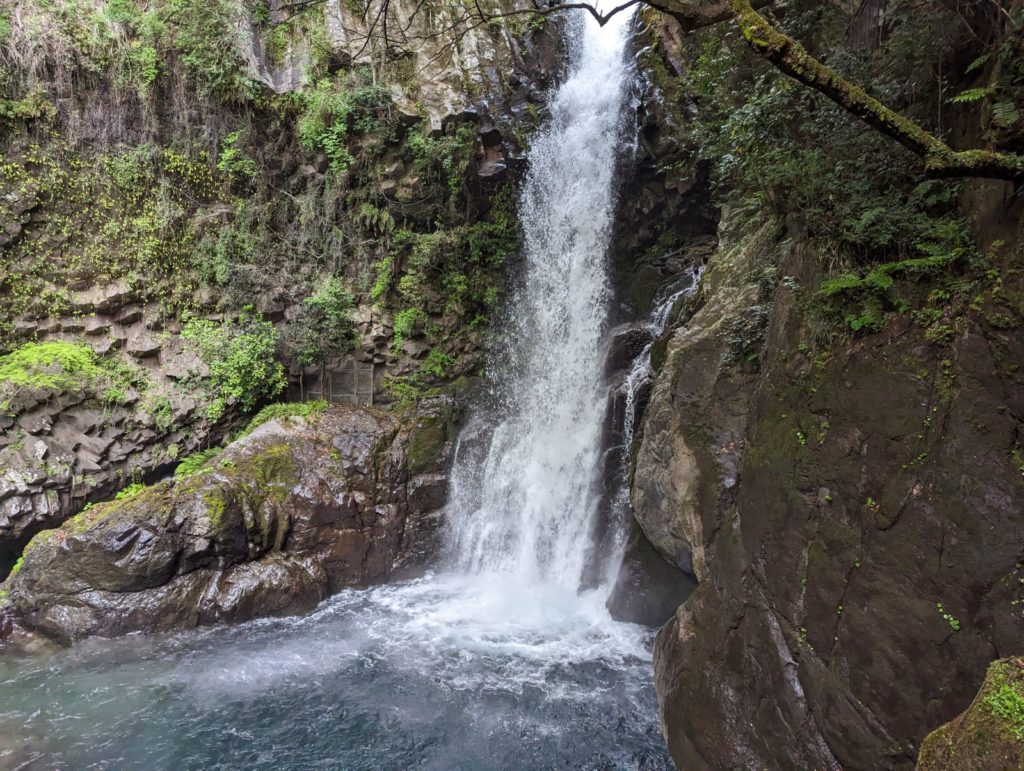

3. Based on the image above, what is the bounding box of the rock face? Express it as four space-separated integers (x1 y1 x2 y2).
640 212 1024 768
1 400 457 643
0 343 218 576
917 657 1024 770
0 0 561 563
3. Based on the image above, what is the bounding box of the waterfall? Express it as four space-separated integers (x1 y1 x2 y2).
446 9 635 589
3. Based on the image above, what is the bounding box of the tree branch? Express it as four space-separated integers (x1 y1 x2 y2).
730 0 1024 180
643 0 769 32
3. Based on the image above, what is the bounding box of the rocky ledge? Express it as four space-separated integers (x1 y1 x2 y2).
0 399 458 644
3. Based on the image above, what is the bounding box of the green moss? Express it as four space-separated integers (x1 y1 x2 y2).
985 662 1024 740
405 417 446 473
0 342 104 392
7 556 24 580
919 658 1024 769
202 488 229 529
219 442 297 551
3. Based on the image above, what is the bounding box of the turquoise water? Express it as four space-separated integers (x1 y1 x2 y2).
0 575 671 770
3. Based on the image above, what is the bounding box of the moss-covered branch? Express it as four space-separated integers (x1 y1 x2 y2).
644 0 768 31
729 0 1024 181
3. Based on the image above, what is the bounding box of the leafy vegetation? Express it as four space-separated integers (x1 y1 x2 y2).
986 669 1024 740
676 1 994 339
216 131 257 182
0 342 144 406
114 481 148 501
298 75 391 172
281 278 356 385
174 448 223 478
166 0 255 100
182 310 286 419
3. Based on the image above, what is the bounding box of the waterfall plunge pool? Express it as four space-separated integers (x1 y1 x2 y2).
0 574 672 769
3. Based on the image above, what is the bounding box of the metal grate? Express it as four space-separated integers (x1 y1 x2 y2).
298 361 375 405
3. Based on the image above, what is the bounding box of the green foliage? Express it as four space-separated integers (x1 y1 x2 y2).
357 202 395 237
371 253 396 301
298 75 391 172
816 231 971 333
114 481 147 501
0 342 103 392
162 0 254 100
404 122 478 196
281 277 356 370
174 448 223 478
936 602 961 632
682 6 977 263
421 348 454 378
949 86 996 104
237 399 327 438
986 674 1024 740
0 342 143 405
216 131 257 181
0 88 58 126
182 310 286 419
393 307 425 352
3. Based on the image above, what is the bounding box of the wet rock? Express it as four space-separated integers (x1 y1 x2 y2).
1 400 459 643
605 322 655 373
606 521 696 627
645 210 1024 769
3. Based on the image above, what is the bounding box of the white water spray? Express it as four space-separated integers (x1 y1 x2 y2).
447 9 635 590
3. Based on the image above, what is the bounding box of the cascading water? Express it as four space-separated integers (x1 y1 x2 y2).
448 7 633 588
622 267 702 452
0 10 673 770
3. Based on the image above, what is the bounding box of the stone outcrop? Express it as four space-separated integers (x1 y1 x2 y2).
640 211 1024 768
0 336 217 577
0 399 457 643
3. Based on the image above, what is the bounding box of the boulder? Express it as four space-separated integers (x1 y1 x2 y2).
0 400 458 643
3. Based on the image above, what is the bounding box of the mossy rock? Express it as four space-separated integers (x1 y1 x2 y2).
917 658 1024 770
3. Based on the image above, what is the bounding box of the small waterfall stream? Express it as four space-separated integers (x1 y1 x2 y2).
0 10 676 769
622 267 702 452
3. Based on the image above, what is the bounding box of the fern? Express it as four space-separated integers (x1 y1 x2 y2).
965 53 991 75
993 100 1021 128
947 86 996 104
174 448 223 478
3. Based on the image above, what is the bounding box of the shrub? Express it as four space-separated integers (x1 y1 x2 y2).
298 75 390 172
216 130 257 181
182 310 286 419
167 0 255 101
282 277 356 373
